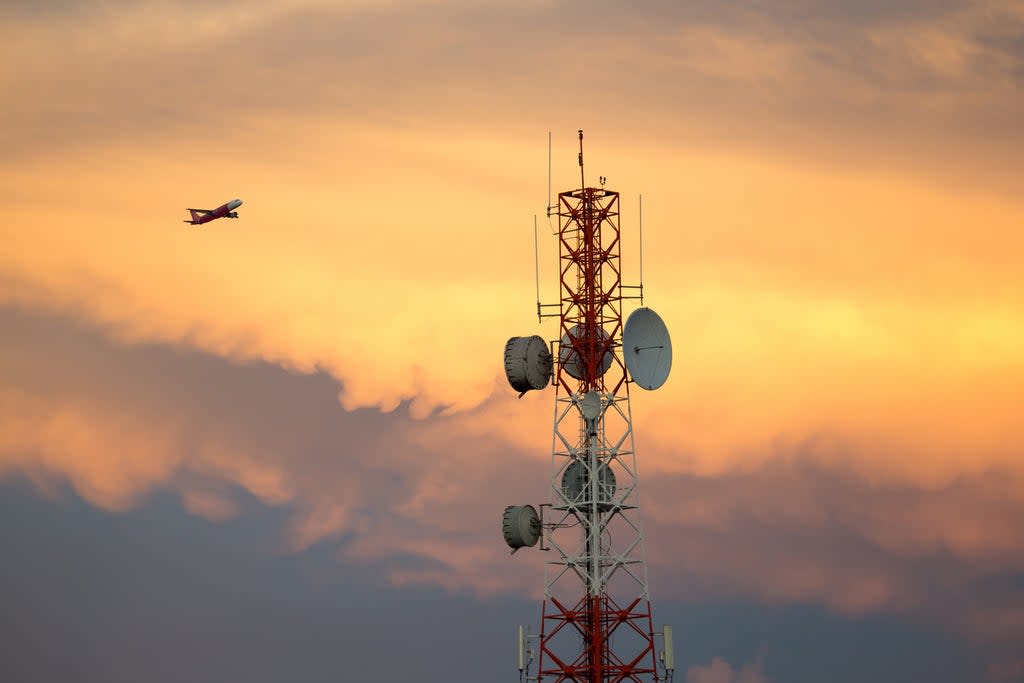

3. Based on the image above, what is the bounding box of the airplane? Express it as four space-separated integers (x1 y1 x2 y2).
184 198 243 225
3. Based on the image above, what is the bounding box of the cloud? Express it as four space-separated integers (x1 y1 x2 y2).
640 455 1024 632
3 136 1023 428
2 1 1023 431
3 309 1024 651
0 309 548 595
986 658 1024 683
688 656 768 683
0 387 296 514
1 0 1021 184
180 485 239 520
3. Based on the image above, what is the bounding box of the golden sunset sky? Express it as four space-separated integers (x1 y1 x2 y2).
2 1 1023 681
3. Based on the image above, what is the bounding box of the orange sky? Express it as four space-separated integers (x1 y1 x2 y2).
2 1 1023 676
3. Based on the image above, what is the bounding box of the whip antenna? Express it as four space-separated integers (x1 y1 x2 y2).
639 194 645 305
547 132 554 218
534 215 542 322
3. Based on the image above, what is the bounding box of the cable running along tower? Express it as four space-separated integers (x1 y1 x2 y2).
502 131 674 683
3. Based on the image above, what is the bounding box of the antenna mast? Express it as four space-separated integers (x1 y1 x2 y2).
501 131 674 683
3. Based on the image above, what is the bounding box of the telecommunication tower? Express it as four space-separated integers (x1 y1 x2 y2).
501 131 675 682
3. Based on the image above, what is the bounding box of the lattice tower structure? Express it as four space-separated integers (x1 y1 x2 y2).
538 183 659 682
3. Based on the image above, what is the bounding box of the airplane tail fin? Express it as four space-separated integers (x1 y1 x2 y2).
188 209 203 223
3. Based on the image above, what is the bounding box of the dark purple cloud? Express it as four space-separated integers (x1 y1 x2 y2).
0 478 990 683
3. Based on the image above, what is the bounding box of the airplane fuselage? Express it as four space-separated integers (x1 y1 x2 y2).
185 198 243 225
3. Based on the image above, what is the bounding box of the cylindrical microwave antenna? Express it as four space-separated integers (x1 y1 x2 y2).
504 335 552 393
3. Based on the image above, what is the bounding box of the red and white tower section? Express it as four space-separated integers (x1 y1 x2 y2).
501 131 675 683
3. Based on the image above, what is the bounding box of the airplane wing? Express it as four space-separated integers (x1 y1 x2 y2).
186 208 214 213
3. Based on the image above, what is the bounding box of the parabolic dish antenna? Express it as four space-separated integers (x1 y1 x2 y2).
561 460 616 508
578 391 601 420
622 307 672 390
559 325 613 380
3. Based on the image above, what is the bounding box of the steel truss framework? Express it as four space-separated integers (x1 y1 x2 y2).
535 186 660 682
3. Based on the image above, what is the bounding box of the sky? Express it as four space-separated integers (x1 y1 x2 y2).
1 0 1023 681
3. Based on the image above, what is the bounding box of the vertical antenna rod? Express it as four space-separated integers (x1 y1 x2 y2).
639 194 645 305
578 129 585 190
534 215 542 322
547 131 553 217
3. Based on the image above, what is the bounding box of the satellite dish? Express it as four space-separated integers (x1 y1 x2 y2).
622 307 672 390
559 325 613 380
578 391 601 420
561 461 616 509
502 505 541 550
504 336 552 393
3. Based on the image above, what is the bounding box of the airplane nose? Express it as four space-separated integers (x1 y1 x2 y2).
230 199 243 209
